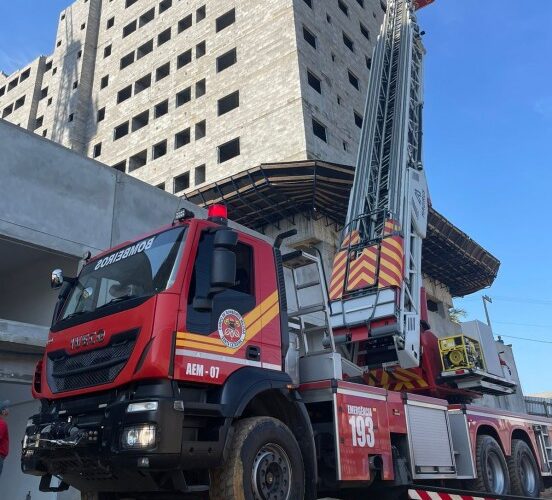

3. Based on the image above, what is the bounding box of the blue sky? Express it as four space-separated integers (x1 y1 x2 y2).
418 0 552 395
0 1 551 394
0 1 74 75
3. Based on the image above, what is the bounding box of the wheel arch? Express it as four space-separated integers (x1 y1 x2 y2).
511 428 540 465
218 366 293 417
476 424 506 454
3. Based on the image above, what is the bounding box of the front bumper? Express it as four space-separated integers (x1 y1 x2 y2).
21 380 228 493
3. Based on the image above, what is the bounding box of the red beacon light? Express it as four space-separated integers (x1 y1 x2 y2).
207 204 228 224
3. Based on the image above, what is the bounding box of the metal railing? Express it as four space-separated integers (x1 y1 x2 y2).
525 396 552 417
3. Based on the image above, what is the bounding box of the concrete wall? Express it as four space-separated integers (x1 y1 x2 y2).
0 118 181 257
0 118 194 499
0 244 77 327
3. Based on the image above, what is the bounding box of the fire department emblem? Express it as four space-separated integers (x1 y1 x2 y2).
218 309 246 348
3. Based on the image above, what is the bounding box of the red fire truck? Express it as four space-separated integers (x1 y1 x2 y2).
20 0 552 499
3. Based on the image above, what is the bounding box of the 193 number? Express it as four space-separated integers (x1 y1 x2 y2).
348 415 375 447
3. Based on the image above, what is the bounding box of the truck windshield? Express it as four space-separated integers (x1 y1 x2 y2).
56 227 187 326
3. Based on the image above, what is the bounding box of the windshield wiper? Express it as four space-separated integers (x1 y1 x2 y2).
96 294 135 310
62 310 88 321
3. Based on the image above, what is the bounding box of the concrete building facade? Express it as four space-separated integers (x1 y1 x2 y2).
0 0 383 194
0 118 185 499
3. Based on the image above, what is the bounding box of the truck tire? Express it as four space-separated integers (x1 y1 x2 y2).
466 435 510 496
506 439 542 497
209 416 305 500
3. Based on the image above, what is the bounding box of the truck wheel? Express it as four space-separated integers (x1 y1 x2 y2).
506 439 542 497
466 435 510 495
209 417 304 500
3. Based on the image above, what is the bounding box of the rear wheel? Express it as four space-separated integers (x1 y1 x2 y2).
209 416 304 500
506 439 542 498
466 434 510 496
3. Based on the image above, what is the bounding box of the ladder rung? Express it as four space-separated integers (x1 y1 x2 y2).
303 325 327 334
288 304 327 317
295 280 321 291
282 250 302 262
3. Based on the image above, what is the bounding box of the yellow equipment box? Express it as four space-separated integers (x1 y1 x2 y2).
439 335 486 372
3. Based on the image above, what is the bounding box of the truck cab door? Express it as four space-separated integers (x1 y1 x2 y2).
174 226 266 384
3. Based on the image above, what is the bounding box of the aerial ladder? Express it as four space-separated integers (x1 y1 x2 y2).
329 0 431 370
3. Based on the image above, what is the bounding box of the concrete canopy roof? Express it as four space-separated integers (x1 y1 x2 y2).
185 160 500 297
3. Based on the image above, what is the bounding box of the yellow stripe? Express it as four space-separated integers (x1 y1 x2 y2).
379 269 401 287
366 371 377 386
349 266 375 284
176 334 221 345
333 250 347 266
330 266 347 285
395 368 429 388
380 370 389 388
379 258 402 279
244 290 278 327
332 256 347 274
383 237 403 253
397 368 428 387
381 247 403 268
176 291 278 345
348 260 376 281
177 300 280 355
176 339 232 354
348 271 376 290
389 372 415 389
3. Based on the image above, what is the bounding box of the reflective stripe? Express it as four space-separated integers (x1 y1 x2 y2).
336 388 387 401
175 348 281 371
408 490 489 500
465 409 552 427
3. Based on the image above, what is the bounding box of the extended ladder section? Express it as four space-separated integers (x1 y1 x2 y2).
533 425 552 473
329 0 428 370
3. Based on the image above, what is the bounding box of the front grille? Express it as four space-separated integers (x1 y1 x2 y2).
47 329 139 393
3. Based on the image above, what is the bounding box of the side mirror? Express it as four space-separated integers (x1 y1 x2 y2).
51 269 64 289
211 248 236 289
214 229 238 248
191 229 238 312
211 229 237 289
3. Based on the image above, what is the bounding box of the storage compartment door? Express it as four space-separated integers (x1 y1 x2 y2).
406 402 457 479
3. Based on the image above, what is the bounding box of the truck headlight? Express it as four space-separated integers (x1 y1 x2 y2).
126 401 158 413
121 424 156 449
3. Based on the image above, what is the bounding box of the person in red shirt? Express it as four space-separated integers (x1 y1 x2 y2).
0 400 9 476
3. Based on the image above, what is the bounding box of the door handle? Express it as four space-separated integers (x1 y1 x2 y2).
246 345 261 361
